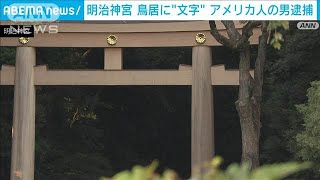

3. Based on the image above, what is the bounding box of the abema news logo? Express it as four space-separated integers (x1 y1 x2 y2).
0 0 84 21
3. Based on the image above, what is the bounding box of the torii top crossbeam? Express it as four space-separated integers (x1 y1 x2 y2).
0 21 260 47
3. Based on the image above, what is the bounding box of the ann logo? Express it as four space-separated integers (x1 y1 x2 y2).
297 22 319 30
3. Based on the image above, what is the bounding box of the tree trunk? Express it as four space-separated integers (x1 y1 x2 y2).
209 21 269 169
235 46 260 169
236 22 268 169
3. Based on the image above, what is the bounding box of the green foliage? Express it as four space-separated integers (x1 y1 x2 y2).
101 157 310 180
261 22 320 179
100 161 178 180
268 21 289 49
250 162 310 180
295 81 320 162
36 47 88 69
268 21 290 31
63 90 99 127
0 47 15 65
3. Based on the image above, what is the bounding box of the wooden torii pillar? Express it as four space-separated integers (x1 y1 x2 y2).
11 47 36 180
0 21 258 180
191 46 213 168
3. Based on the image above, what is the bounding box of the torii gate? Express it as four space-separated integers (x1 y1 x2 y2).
0 21 259 180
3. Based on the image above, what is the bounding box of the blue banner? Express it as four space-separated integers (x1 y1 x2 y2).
0 0 84 21
0 0 318 21
317 0 320 21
